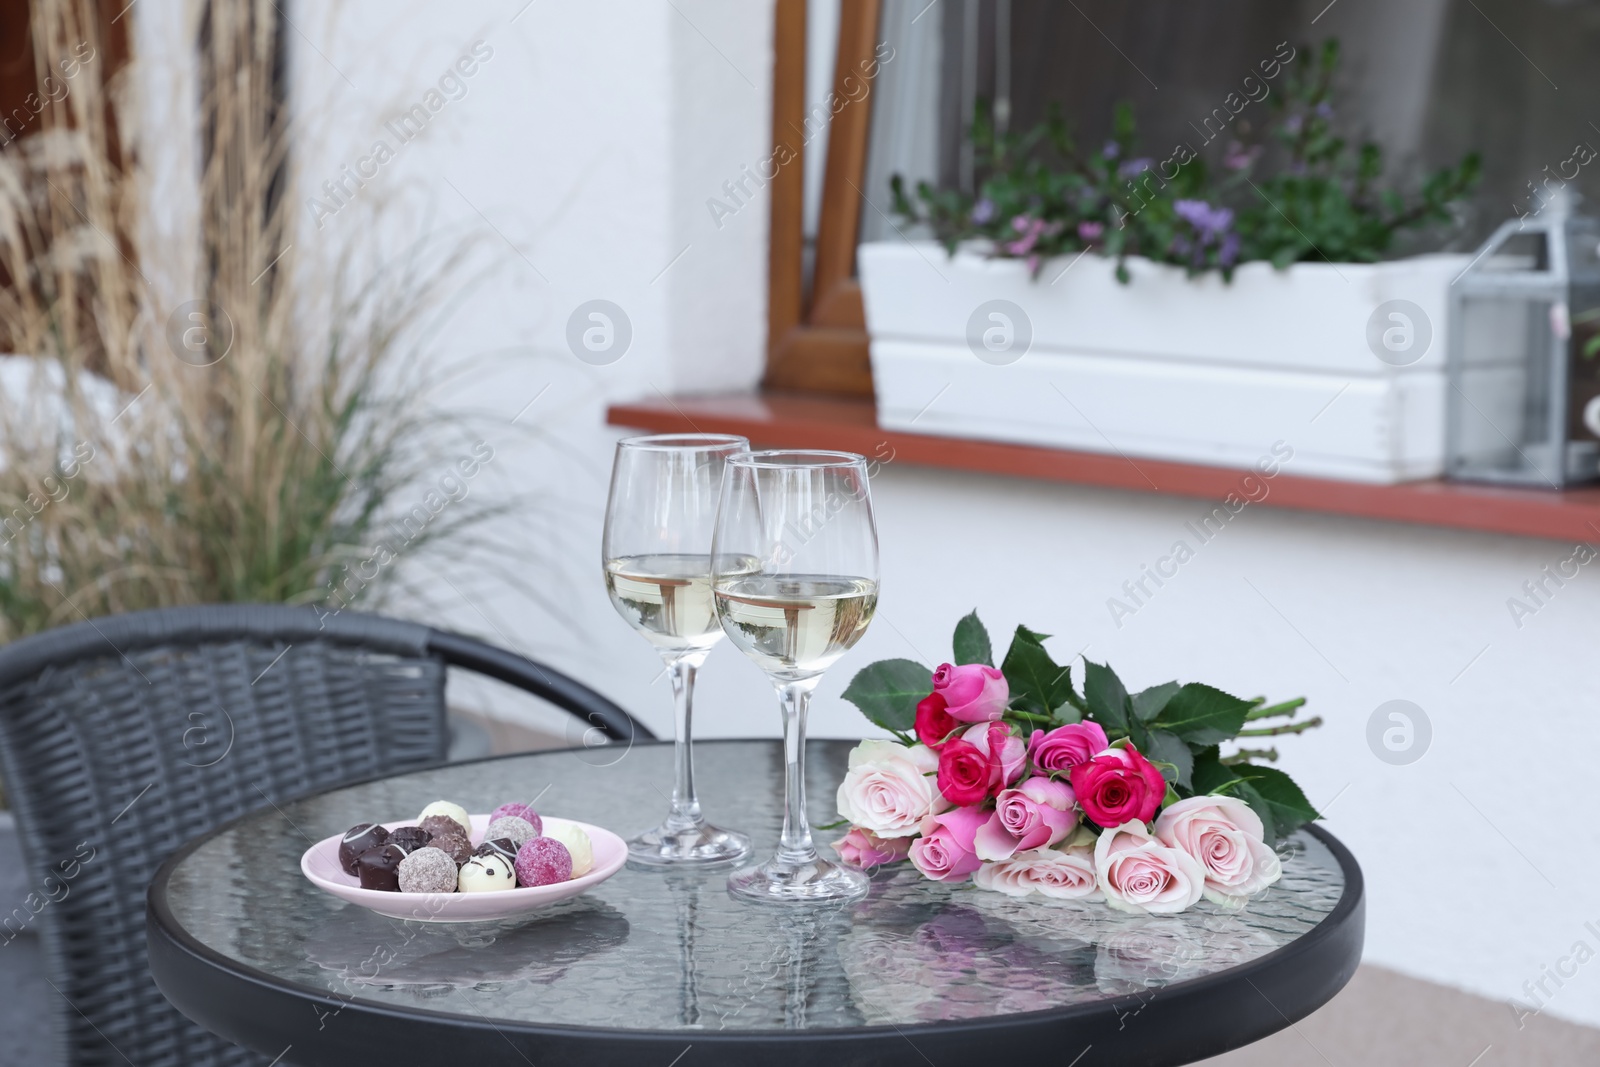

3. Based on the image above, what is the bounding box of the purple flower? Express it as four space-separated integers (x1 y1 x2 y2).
1004 215 1061 257
1077 221 1106 244
971 198 996 225
1174 200 1234 239
1315 101 1335 120
1285 114 1304 134
1219 232 1241 268
1118 157 1154 180
1222 141 1260 171
1103 140 1121 160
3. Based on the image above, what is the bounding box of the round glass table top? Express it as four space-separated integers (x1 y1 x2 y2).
150 739 1360 1063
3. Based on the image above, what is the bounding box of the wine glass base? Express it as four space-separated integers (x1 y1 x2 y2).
626 821 752 868
727 854 870 904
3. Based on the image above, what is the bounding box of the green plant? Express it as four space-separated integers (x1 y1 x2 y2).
0 0 509 642
891 39 1480 282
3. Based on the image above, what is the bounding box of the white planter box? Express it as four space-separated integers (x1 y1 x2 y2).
860 242 1474 483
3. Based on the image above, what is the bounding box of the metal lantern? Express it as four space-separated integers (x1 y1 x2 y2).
1446 189 1600 488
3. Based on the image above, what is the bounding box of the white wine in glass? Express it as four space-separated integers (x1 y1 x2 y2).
603 434 753 867
712 450 879 904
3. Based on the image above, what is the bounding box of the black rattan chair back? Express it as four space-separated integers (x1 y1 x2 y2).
0 604 645 1066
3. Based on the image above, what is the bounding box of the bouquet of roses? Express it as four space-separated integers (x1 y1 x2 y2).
833 613 1321 914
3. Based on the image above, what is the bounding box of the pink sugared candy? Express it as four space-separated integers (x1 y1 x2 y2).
514 836 572 887
489 802 543 836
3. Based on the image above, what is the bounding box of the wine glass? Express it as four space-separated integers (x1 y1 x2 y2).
712 450 879 904
603 434 754 867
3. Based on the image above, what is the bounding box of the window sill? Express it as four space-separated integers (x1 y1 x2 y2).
606 392 1600 543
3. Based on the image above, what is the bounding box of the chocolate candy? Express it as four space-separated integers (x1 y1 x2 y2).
354 844 405 892
419 814 469 845
458 853 515 892
416 801 471 837
387 826 431 855
397 846 458 893
542 823 593 878
474 838 518 866
339 824 390 876
428 828 473 867
514 837 572 887
485 815 537 850
489 802 543 836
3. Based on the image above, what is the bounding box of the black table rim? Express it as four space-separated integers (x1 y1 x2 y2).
145 739 1365 1067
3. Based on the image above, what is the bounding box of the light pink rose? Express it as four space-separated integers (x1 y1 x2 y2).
973 777 1078 861
963 722 1026 789
1154 795 1281 905
835 740 947 838
909 807 987 882
1094 821 1207 915
834 826 913 869
1027 721 1109 775
932 663 1009 723
974 846 1100 900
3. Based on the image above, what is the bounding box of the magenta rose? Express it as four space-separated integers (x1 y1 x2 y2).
1070 744 1167 827
1153 795 1282 905
1095 821 1206 914
1027 721 1110 775
915 692 960 749
834 826 913 869
973 776 1078 861
909 807 987 883
931 663 1008 723
936 739 993 806
963 722 1026 789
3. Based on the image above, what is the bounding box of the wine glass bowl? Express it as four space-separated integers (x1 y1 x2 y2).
712 450 879 904
603 434 753 867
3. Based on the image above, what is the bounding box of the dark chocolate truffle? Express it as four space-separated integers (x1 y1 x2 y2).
339 824 390 876
387 825 432 855
419 814 469 844
354 843 405 891
429 828 472 867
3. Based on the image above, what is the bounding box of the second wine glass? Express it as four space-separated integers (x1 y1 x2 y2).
712 450 879 904
603 433 753 867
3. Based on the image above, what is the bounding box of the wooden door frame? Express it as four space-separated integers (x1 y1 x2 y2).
763 0 882 398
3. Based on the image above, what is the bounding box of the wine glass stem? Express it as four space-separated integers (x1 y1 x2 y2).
666 652 708 831
775 677 820 864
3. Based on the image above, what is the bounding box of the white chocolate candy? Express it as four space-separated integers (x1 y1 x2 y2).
542 822 593 878
457 853 516 892
416 800 471 837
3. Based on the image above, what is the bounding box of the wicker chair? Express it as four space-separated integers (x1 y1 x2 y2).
0 604 650 1067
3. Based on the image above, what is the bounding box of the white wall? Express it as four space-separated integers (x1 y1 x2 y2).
273 0 1600 1033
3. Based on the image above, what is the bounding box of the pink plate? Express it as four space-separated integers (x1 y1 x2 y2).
300 814 626 922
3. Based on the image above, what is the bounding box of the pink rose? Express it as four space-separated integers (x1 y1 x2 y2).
909 807 987 883
974 777 1078 860
1070 744 1167 827
935 739 993 806
1154 795 1282 905
1027 721 1109 775
932 663 1009 723
834 826 912 869
836 740 947 838
963 722 1027 789
914 692 959 749
974 846 1099 900
1095 821 1206 914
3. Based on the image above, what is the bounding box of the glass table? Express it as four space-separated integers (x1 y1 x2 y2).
147 740 1364 1066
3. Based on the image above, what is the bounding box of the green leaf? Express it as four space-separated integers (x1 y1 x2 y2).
1051 700 1083 725
1082 660 1130 734
1153 683 1254 746
1143 729 1194 790
1132 681 1180 723
840 658 931 734
1231 763 1320 844
1190 745 1228 793
1001 626 1073 714
952 611 993 666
